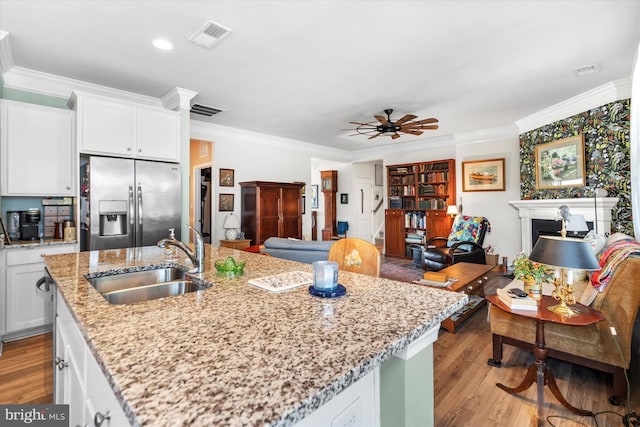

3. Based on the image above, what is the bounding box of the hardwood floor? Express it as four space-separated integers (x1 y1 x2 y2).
1 258 637 427
0 333 53 404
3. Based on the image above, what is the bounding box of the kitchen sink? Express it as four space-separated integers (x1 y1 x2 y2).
100 280 204 305
85 267 205 304
87 267 189 294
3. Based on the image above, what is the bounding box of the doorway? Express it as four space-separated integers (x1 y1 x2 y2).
194 167 212 243
353 177 373 241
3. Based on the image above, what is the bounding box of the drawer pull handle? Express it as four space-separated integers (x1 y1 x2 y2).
55 357 68 371
94 411 111 427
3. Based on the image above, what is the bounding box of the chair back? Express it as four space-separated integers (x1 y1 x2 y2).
336 221 349 238
328 237 381 277
446 216 490 248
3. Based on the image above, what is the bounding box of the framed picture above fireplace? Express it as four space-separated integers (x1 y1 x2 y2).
534 135 585 189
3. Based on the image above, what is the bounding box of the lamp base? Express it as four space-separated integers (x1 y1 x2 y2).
547 301 580 317
225 228 238 240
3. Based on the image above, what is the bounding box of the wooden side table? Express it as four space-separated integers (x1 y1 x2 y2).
219 239 251 250
420 262 494 333
486 295 604 426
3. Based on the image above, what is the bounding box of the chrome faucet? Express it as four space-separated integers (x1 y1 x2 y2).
157 225 204 273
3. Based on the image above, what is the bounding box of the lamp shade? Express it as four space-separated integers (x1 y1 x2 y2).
529 236 600 270
566 214 589 232
446 205 459 216
223 214 241 229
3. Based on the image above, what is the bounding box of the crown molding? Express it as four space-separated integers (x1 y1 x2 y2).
190 119 350 158
2 66 164 107
161 87 198 111
515 78 632 133
0 31 15 75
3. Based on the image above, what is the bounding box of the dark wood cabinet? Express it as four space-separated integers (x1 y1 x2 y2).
240 181 303 245
425 210 453 241
385 209 405 257
386 159 456 258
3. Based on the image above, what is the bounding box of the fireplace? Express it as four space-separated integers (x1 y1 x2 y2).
509 198 618 253
531 218 593 246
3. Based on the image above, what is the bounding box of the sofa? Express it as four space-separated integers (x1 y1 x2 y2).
262 237 335 263
488 234 640 404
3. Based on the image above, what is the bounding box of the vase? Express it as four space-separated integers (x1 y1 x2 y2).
526 280 542 300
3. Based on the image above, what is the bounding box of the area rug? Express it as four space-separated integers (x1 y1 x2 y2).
379 263 423 283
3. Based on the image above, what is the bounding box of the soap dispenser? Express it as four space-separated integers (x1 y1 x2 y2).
165 228 177 261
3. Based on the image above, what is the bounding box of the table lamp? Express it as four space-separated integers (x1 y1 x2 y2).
446 205 459 218
528 235 600 316
223 214 241 240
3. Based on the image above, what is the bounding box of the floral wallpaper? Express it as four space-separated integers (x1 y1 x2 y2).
519 99 632 236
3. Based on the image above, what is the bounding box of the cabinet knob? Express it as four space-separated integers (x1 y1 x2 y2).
66 186 71 190
94 411 111 427
127 147 132 151
137 148 142 153
55 356 68 371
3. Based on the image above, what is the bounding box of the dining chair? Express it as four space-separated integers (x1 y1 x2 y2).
328 237 381 277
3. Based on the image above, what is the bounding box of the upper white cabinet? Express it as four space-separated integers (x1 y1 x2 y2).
0 100 75 196
71 91 180 162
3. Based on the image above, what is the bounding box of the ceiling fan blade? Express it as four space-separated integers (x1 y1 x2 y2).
419 124 439 130
391 133 401 140
411 117 439 125
399 128 424 136
374 115 388 125
394 114 418 125
368 132 382 139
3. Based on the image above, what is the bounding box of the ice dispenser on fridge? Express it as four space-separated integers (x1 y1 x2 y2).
99 200 127 236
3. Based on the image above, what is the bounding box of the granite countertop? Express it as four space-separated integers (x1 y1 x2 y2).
1 239 77 249
44 244 467 427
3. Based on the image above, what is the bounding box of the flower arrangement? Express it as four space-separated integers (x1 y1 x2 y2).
513 251 552 284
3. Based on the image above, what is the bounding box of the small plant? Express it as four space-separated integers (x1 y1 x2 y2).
513 252 552 283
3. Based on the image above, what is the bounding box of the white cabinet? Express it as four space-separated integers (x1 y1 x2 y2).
55 289 129 427
3 244 77 336
76 95 136 157
295 369 379 427
0 100 75 196
71 92 180 162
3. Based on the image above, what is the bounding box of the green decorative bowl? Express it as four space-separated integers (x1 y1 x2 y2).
214 256 246 278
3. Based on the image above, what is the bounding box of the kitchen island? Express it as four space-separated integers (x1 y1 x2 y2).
44 245 467 426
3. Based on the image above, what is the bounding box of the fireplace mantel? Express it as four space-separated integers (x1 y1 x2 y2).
509 198 619 252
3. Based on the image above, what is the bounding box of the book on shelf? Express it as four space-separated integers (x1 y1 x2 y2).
496 288 538 311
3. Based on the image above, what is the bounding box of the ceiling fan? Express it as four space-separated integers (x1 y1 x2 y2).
347 109 439 140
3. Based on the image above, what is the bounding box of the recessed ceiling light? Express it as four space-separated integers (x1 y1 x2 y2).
152 39 173 51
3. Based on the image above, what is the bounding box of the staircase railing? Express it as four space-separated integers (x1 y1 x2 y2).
373 198 384 214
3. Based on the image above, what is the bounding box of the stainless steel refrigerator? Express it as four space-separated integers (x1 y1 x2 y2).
80 155 181 251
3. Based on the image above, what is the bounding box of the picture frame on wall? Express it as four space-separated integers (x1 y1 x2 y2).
311 185 319 209
534 135 585 189
340 193 348 204
461 158 506 192
219 193 234 211
219 168 235 187
301 196 306 214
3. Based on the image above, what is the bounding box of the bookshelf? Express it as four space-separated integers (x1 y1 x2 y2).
385 159 456 258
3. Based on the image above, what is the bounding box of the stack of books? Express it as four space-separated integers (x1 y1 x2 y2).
496 288 538 311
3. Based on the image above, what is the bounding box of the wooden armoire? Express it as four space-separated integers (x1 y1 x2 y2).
240 181 304 245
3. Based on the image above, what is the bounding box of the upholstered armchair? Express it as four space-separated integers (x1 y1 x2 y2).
422 215 490 272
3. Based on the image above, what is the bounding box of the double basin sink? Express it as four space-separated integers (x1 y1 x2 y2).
86 267 206 305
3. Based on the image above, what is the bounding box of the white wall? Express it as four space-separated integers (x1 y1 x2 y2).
191 121 348 243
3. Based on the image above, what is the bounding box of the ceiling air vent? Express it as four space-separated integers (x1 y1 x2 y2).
190 104 224 117
188 20 232 49
574 64 598 77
